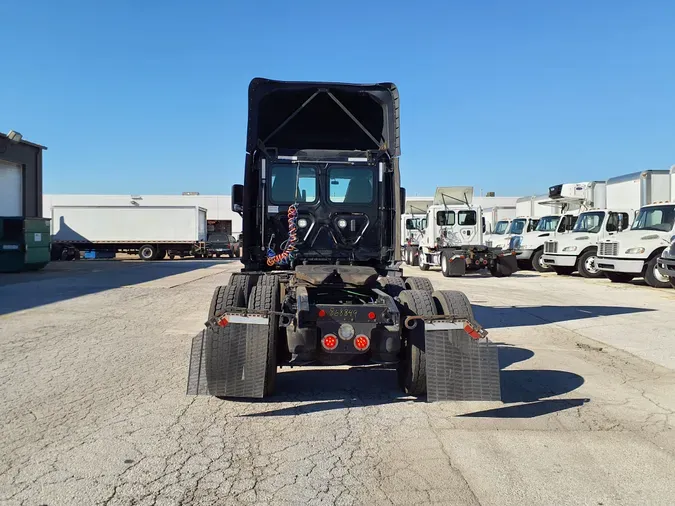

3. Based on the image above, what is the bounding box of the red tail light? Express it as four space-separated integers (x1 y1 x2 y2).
217 317 229 327
368 311 376 320
318 309 326 318
322 334 338 350
354 335 370 351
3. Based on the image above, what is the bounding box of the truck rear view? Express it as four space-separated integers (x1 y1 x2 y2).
187 78 501 402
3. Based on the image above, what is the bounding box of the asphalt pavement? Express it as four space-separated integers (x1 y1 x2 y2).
1 259 674 505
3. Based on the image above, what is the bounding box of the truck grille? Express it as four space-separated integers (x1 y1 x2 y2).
485 240 493 248
509 236 522 250
544 241 558 254
599 242 619 257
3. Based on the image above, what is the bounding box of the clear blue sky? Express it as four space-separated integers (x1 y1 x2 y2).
5 1 674 198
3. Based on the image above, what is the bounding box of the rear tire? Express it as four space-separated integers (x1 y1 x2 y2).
379 276 406 297
645 256 671 288
405 276 434 292
230 273 256 304
432 290 474 320
247 284 280 396
532 249 551 272
553 266 575 276
139 244 157 261
605 272 635 283
411 249 419 266
397 290 437 396
578 249 603 278
418 252 430 271
440 251 450 277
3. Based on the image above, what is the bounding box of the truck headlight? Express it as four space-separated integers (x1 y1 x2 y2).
563 246 577 252
625 247 645 254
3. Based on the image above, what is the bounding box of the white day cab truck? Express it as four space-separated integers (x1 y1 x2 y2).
510 182 606 272
50 205 208 261
401 197 432 266
416 186 518 277
597 169 675 288
487 194 559 250
656 166 675 288
541 208 633 278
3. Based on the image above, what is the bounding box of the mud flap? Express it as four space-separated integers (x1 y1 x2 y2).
448 256 466 276
494 254 518 276
425 329 501 402
187 320 269 398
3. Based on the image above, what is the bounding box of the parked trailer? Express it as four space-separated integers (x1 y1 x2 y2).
51 205 207 260
597 170 674 288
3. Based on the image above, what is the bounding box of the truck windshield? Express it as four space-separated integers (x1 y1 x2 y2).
631 205 675 232
535 216 560 232
573 212 604 233
494 220 509 234
510 218 527 235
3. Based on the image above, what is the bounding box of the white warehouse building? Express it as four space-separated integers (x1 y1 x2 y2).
43 194 242 237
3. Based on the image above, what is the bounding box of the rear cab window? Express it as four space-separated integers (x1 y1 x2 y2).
270 164 318 203
436 211 455 226
328 166 374 204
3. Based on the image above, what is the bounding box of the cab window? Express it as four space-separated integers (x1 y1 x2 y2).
436 211 455 226
607 212 629 232
270 165 317 203
328 166 374 204
458 211 477 226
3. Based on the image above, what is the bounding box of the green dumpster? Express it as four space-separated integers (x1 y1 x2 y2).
0 217 51 273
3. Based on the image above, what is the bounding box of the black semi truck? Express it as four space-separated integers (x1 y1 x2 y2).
187 78 500 401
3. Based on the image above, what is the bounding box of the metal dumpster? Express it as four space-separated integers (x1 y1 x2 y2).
0 217 51 272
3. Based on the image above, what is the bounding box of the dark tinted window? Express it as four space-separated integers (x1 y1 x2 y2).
270 165 317 203
606 212 629 232
436 211 455 226
458 211 476 226
329 166 374 204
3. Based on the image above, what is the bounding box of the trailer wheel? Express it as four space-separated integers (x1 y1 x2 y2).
139 244 157 261
553 266 575 276
248 284 280 396
397 290 437 396
432 290 474 321
605 272 635 283
405 276 434 292
645 256 671 288
578 249 602 278
532 249 552 273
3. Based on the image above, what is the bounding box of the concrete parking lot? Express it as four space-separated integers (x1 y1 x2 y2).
1 260 674 505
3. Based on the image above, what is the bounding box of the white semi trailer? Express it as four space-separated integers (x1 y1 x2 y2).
597 169 674 288
511 182 606 272
51 205 208 261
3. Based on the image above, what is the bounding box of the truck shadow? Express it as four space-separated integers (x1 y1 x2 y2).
0 259 237 315
241 344 587 419
472 304 653 329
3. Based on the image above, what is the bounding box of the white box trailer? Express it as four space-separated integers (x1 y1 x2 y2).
51 205 208 260
605 170 670 211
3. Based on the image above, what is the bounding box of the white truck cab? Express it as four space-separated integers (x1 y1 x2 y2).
598 202 675 287
401 197 433 265
488 216 539 250
542 209 632 277
417 186 518 277
597 169 674 288
511 182 606 272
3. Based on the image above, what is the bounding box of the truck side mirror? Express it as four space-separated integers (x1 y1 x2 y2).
231 184 244 214
400 188 406 210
